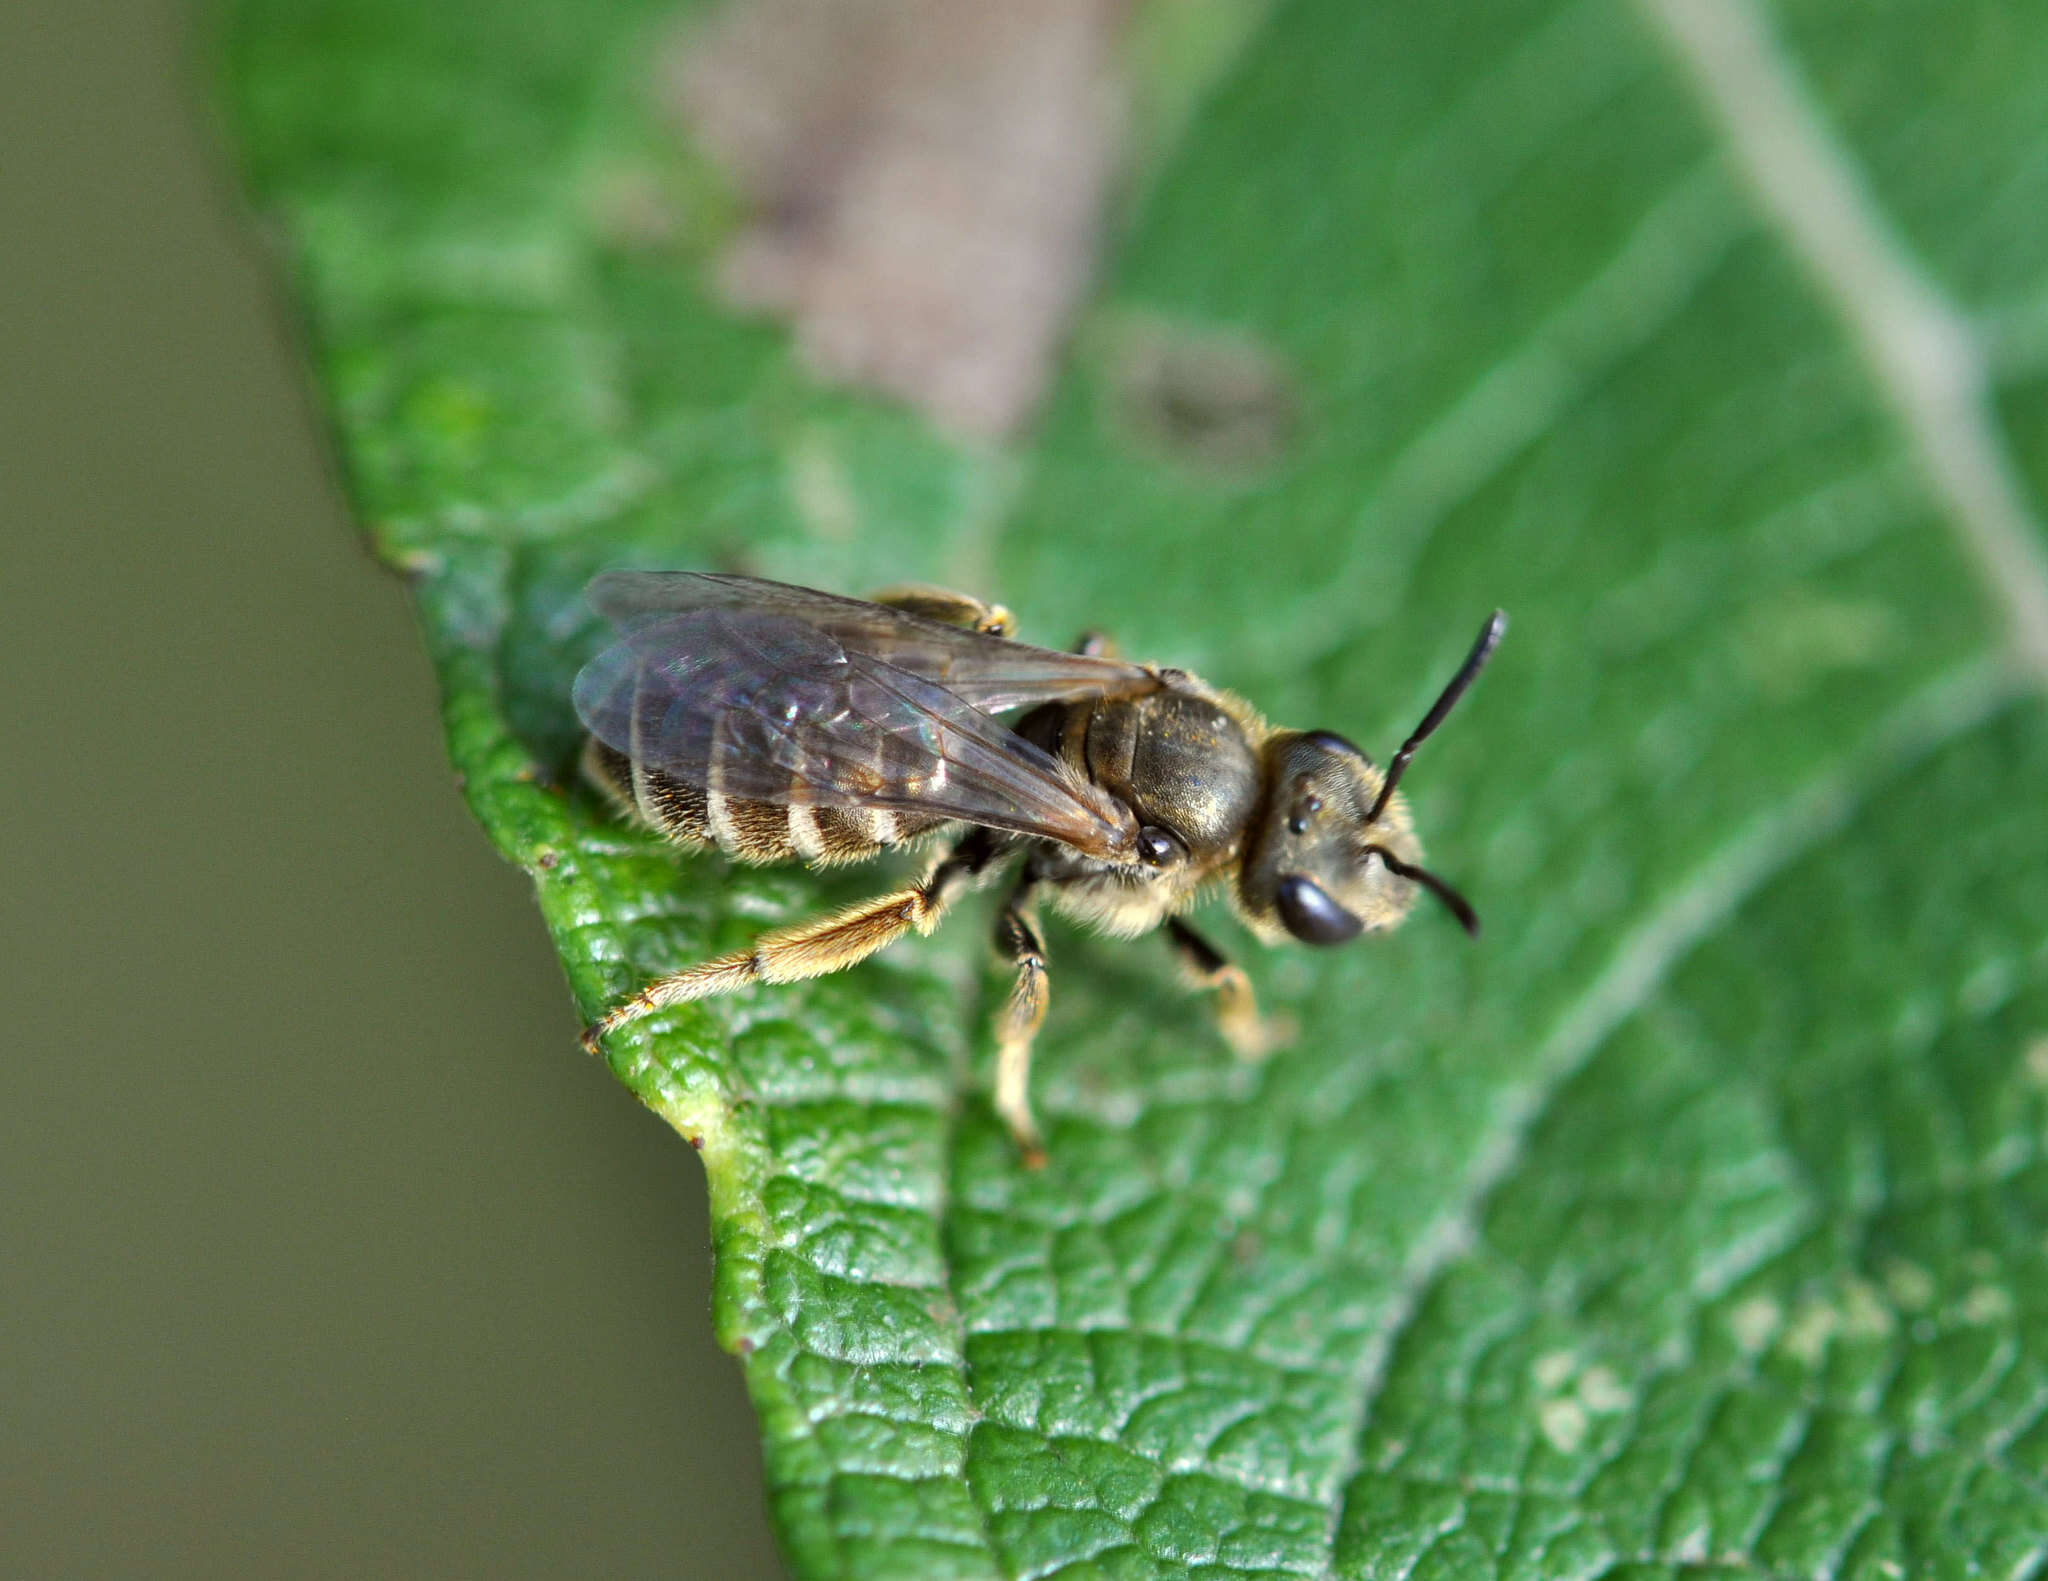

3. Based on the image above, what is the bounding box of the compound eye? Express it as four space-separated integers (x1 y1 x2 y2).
1302 730 1367 761
1276 875 1364 945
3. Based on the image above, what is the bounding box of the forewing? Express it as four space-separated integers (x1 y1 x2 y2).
573 606 1140 859
587 570 1157 713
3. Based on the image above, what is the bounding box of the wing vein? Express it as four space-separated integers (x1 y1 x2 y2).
573 576 1139 858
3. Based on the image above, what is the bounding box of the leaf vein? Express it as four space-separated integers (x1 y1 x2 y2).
1321 659 2017 1572
1638 0 2048 680
1251 162 1748 675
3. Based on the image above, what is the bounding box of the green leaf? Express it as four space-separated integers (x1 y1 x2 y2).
221 0 2048 1575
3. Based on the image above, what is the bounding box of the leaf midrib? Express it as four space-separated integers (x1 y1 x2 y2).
1640 0 2048 681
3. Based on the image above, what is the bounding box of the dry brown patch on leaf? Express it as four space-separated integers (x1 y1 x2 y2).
665 0 1128 440
1100 312 1299 476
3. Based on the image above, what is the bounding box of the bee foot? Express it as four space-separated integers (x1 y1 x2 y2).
1226 1010 1297 1062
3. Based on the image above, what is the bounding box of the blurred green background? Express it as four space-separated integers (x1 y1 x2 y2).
1 4 783 1575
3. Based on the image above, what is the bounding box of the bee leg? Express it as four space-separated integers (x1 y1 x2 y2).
990 887 1051 1168
864 585 1015 638
584 832 1002 1052
1164 919 1294 1060
1072 630 1119 658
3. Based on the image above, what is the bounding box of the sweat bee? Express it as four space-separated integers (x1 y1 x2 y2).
575 572 1504 1165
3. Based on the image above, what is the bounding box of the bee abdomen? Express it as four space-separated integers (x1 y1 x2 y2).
580 738 939 864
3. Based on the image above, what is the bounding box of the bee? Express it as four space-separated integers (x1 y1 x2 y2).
575 571 1504 1165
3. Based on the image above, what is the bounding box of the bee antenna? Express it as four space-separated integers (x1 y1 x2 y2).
1365 610 1506 826
1365 845 1481 937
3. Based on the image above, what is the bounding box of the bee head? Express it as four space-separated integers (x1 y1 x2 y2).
1237 612 1504 947
1238 731 1446 942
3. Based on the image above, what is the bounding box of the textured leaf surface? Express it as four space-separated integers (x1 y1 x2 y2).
222 0 2048 1576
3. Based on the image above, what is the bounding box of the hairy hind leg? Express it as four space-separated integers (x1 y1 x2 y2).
990 885 1051 1168
584 831 1002 1052
1165 918 1293 1060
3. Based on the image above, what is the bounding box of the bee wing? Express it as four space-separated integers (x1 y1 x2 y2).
586 570 1158 712
573 602 1142 860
